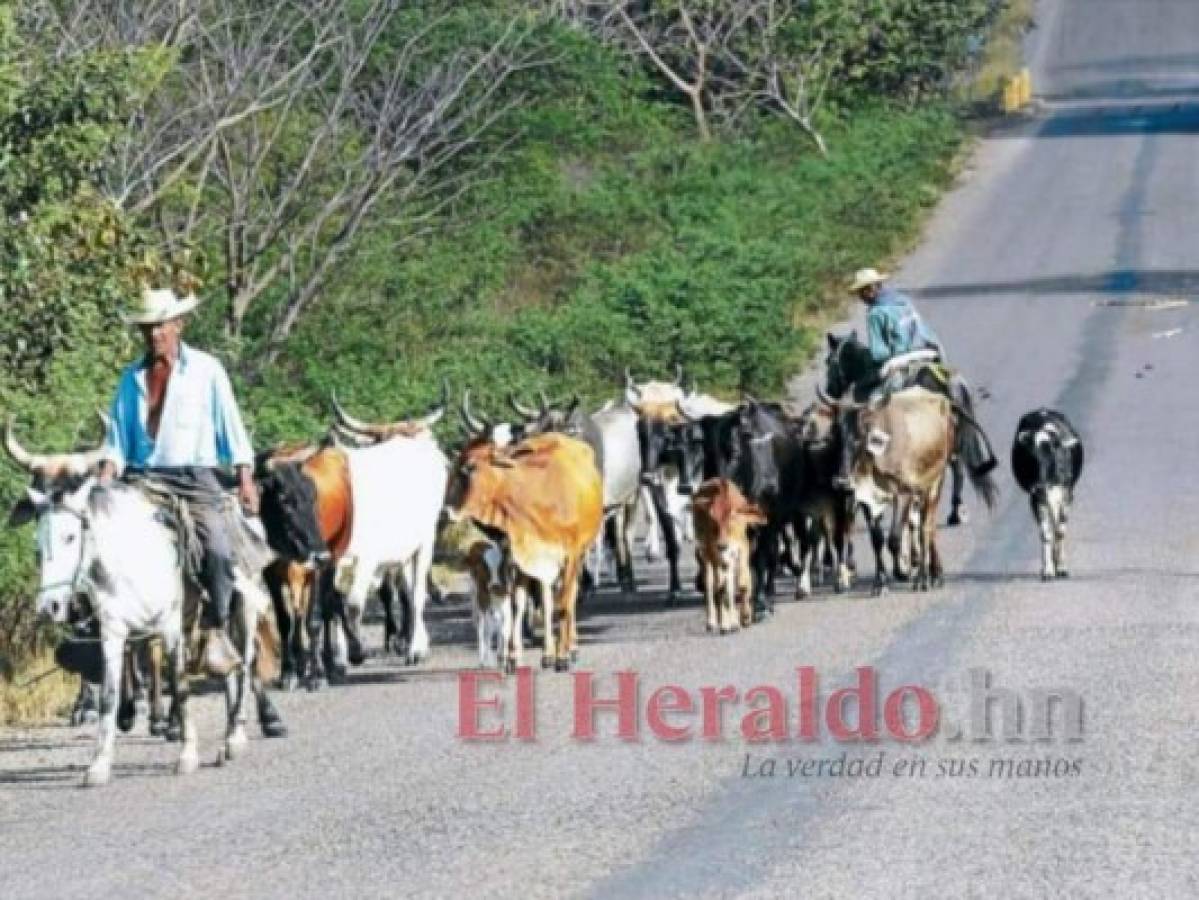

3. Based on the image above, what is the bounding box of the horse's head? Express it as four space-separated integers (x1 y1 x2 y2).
3 416 108 622
824 331 870 400
22 478 97 623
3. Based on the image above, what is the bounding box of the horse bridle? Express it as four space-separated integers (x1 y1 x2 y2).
35 501 97 604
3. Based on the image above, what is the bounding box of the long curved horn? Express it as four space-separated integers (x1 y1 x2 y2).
674 399 699 424
417 407 445 430
508 392 539 420
330 390 377 434
538 389 551 415
816 386 863 412
3 416 45 473
624 368 635 390
674 363 684 386
459 391 488 436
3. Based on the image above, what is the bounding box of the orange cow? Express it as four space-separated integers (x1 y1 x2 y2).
447 433 603 672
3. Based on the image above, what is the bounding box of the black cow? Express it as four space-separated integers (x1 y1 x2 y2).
687 399 803 620
1012 409 1084 581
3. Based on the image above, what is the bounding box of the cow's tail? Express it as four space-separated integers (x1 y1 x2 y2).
950 390 999 510
254 605 282 684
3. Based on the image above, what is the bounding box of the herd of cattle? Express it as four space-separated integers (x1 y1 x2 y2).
2 347 1084 786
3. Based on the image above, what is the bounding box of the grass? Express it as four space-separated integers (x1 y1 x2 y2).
0 651 78 726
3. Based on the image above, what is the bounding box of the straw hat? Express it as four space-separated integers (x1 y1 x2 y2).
848 268 889 294
120 287 200 325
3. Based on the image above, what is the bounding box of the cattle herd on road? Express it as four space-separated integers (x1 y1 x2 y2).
2 345 1084 786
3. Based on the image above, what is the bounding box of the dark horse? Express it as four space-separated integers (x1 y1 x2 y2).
823 331 998 524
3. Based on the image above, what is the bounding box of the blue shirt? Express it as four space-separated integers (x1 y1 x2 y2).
866 288 942 364
102 342 254 473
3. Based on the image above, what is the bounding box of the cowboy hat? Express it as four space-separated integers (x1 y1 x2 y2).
120 287 199 326
848 267 889 294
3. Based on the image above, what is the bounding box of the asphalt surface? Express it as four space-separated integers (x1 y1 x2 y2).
3 1 1198 896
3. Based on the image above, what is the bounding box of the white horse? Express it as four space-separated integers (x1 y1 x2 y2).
6 420 272 786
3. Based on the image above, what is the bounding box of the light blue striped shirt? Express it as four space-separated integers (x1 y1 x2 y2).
102 342 254 472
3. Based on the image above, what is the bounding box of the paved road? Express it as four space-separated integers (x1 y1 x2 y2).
3 1 1199 896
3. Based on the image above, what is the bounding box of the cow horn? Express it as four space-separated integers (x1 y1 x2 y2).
674 399 698 424
460 391 488 436
674 363 684 386
331 390 379 435
538 389 553 415
417 407 444 430
508 393 539 420
3 416 44 473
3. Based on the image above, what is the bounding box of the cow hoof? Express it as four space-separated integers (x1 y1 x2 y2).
83 762 112 788
261 718 288 739
328 665 348 685
117 712 136 734
307 676 327 692
540 655 554 670
149 718 169 738
225 733 248 761
388 636 409 658
405 652 427 667
348 648 366 667
872 584 888 598
752 609 772 624
1056 569 1070 579
947 508 967 527
504 658 517 675
166 722 183 743
554 657 571 673
706 622 718 633
795 588 811 601
1041 572 1054 582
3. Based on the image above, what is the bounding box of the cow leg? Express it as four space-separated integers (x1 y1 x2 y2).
737 547 754 629
647 481 682 603
405 541 435 666
147 639 168 738
264 566 297 691
867 509 890 597
506 582 525 674
702 553 718 632
923 483 945 590
888 498 912 582
537 576 557 669
610 501 636 595
1050 487 1070 578
84 633 126 787
829 500 852 593
117 646 138 734
795 515 815 600
1033 495 1056 580
70 678 99 727
722 556 740 634
556 557 583 671
641 486 662 562
750 525 776 621
379 571 404 658
305 568 330 691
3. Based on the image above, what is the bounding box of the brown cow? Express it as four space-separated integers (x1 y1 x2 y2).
447 432 603 672
691 478 767 634
822 386 968 594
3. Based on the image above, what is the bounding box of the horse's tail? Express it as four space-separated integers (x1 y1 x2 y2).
950 382 999 510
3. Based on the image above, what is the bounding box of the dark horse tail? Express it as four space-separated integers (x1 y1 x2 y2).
949 379 999 510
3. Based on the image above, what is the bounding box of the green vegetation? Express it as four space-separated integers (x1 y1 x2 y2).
0 1 1019 713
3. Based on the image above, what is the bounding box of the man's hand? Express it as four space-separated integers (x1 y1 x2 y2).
237 466 259 515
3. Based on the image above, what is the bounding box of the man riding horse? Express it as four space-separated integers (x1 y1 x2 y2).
98 286 258 677
827 268 997 524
